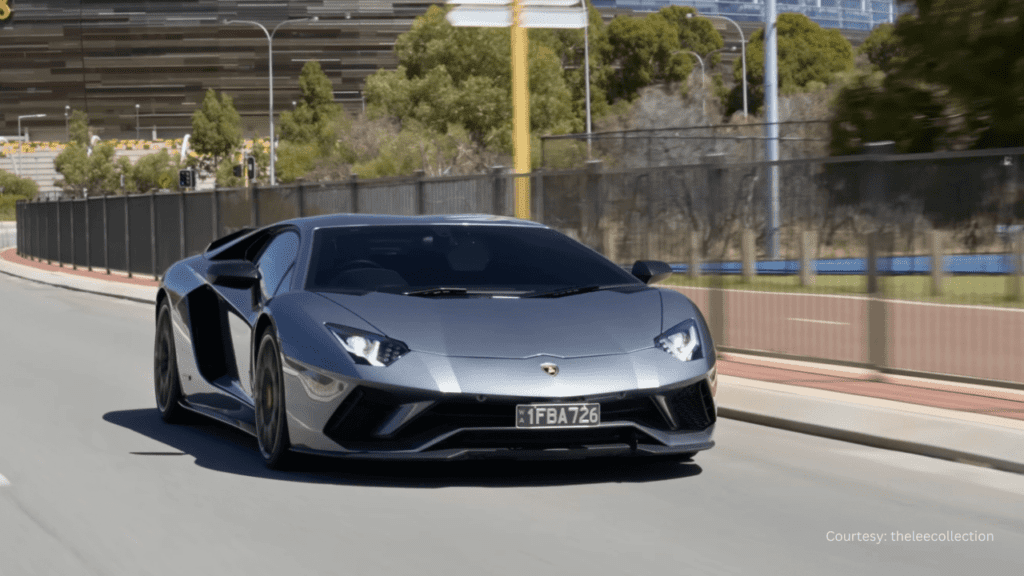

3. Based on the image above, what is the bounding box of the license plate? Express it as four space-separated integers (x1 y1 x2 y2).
515 403 600 428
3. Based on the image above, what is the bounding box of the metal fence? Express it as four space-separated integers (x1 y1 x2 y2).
540 121 832 170
13 148 1024 385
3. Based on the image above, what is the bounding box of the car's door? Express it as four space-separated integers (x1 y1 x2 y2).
223 229 300 400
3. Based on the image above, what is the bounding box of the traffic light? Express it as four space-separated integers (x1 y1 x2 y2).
246 156 257 180
233 164 243 178
178 168 195 189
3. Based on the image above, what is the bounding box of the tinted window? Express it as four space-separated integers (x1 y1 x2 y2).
257 231 299 296
305 225 640 294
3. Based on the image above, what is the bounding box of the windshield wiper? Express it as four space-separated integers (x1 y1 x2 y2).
402 287 470 297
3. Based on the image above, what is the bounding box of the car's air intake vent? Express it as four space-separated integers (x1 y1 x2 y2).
666 380 716 431
323 387 395 446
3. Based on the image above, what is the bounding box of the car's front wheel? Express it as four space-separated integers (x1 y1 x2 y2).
154 301 187 423
254 332 292 469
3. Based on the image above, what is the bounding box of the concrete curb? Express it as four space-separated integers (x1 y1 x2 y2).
0 249 157 304
717 407 1024 476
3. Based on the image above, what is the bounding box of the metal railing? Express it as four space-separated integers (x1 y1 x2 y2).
14 149 1024 386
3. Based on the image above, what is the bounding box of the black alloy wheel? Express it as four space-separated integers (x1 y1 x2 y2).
254 332 292 469
154 302 185 423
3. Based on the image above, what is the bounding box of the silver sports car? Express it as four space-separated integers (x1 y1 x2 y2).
154 214 717 468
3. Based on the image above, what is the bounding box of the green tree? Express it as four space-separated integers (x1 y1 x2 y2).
730 13 853 115
68 110 90 145
604 12 691 102
54 111 121 197
364 5 577 154
655 6 725 64
858 22 903 73
895 0 1024 148
278 61 347 150
127 149 179 193
0 169 40 198
53 140 119 197
191 89 242 174
0 169 39 219
829 70 948 155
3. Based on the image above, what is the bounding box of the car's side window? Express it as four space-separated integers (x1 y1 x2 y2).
256 231 300 297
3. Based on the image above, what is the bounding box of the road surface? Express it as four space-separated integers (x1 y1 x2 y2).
0 273 1021 575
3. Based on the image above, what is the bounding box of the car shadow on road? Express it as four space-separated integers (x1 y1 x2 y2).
104 408 702 487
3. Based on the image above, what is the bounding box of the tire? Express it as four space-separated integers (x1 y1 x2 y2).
154 301 186 423
254 332 293 469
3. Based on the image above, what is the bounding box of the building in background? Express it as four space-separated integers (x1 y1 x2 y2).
597 0 905 30
0 0 898 142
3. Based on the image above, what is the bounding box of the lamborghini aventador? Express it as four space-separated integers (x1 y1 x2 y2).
153 214 718 468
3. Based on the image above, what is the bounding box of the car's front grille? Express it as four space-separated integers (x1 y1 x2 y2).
322 380 715 452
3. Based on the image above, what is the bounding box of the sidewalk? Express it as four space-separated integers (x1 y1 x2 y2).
3 246 1023 474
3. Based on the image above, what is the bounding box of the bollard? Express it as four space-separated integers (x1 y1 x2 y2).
490 167 506 216
350 175 360 214
689 231 702 278
866 231 879 295
741 229 756 282
532 169 544 224
866 230 888 371
413 170 426 215
930 229 944 297
800 230 816 287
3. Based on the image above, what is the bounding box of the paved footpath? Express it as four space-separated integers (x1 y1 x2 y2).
3 246 1023 474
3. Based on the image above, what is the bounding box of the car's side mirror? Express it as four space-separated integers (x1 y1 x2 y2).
631 260 673 285
206 260 259 288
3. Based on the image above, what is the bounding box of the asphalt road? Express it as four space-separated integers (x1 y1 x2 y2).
1 273 1022 576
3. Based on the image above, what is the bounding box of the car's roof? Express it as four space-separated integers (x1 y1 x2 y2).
277 213 548 233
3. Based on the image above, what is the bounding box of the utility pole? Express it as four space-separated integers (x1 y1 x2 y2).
765 0 780 259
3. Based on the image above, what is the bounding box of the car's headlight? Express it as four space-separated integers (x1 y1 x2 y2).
327 324 409 367
655 319 703 362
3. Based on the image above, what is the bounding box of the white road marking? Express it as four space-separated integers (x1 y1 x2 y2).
0 473 9 487
787 317 850 326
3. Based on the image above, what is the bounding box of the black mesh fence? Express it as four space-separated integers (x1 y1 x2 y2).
218 188 250 234
154 193 182 276
87 198 104 270
72 200 88 268
13 148 1024 285
43 201 57 262
128 195 153 276
184 192 214 256
105 196 127 272
255 186 299 226
58 201 73 265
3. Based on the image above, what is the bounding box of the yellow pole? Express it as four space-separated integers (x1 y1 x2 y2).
510 0 531 220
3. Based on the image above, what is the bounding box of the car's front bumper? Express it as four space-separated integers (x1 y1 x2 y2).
282 351 718 460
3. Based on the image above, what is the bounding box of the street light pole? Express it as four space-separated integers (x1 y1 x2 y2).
16 114 46 177
688 12 747 118
135 104 141 140
680 51 706 119
583 3 592 158
65 105 70 141
223 16 319 186
765 0 780 258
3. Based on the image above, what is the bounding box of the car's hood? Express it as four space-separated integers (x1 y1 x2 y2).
318 289 663 359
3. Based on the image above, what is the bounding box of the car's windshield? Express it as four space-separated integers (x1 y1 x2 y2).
305 224 642 295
